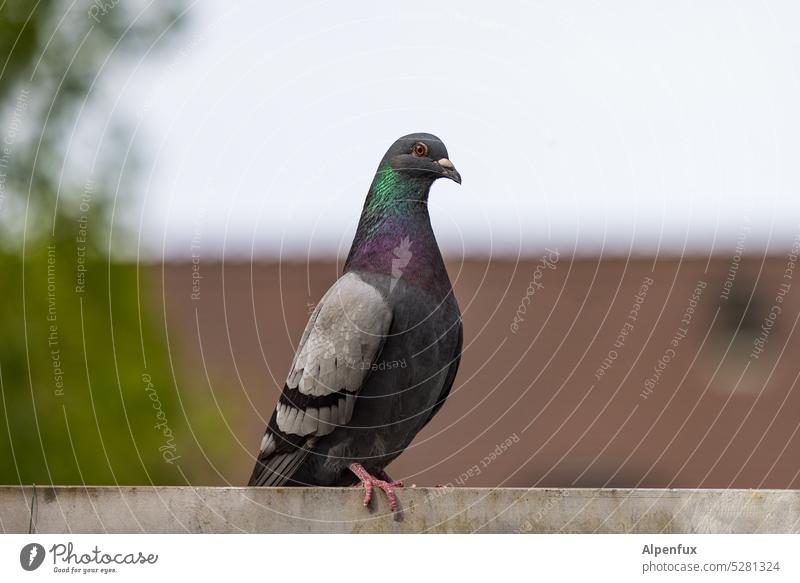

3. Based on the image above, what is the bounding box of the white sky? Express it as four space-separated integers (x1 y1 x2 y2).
116 0 800 259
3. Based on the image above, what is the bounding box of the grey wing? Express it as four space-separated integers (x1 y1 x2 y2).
248 272 393 486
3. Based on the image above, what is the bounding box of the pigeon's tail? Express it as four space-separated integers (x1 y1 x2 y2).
248 443 312 487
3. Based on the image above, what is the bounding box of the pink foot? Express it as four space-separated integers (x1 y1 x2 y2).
349 463 402 512
375 469 403 488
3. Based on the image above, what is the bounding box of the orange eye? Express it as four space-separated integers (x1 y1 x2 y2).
412 142 428 157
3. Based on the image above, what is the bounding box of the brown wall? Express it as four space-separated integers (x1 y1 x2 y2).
154 254 800 488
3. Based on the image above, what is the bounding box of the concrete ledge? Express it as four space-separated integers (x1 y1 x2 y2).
1 487 797 533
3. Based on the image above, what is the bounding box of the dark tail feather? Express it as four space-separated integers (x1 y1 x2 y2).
248 446 311 486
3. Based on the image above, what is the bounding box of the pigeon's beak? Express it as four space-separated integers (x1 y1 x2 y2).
436 158 462 184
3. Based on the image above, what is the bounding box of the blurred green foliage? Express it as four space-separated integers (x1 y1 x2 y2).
0 1 226 484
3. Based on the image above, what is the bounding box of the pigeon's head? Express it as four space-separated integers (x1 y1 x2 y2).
380 133 461 186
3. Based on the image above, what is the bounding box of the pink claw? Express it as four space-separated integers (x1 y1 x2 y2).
349 463 402 512
375 469 403 488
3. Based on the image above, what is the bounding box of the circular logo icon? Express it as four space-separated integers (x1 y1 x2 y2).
20 543 46 571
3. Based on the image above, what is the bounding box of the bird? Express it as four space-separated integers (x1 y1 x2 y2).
248 133 463 512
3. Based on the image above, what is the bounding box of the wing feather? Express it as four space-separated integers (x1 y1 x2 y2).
248 273 392 487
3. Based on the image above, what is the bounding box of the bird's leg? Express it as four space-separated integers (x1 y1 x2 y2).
349 463 401 512
375 468 403 487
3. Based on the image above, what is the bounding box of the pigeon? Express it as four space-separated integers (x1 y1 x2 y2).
248 133 463 512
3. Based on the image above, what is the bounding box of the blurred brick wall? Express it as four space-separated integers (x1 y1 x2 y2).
154 255 800 488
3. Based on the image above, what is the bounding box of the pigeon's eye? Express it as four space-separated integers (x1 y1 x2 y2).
412 142 428 157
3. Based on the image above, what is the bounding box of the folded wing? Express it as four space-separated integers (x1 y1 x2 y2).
248 272 392 486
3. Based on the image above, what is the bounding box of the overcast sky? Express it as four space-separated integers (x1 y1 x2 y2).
118 1 800 259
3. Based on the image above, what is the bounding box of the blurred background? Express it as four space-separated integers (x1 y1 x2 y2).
2 0 800 488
